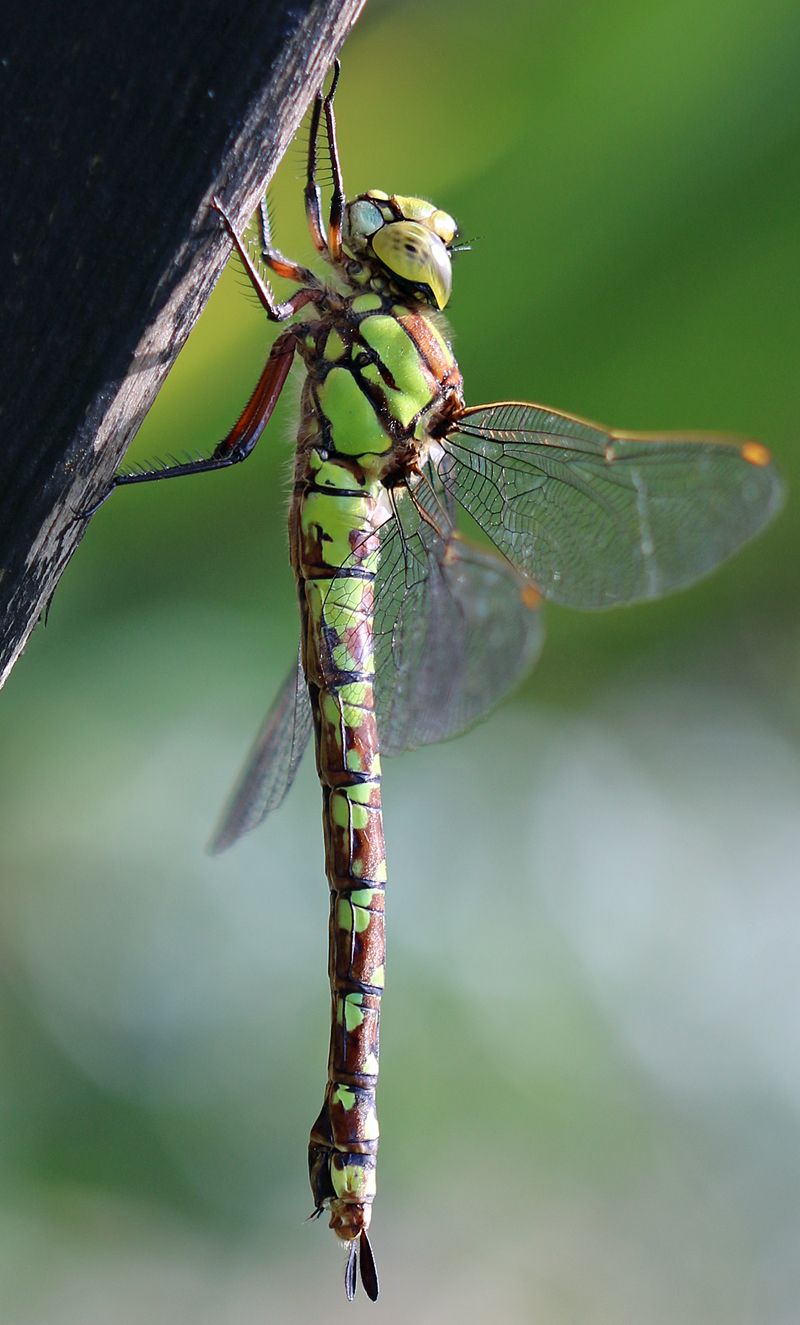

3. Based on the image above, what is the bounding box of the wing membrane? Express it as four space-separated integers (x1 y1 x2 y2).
443 402 784 609
208 645 312 854
373 488 543 757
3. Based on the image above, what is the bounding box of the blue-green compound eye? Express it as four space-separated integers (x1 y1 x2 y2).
347 200 384 240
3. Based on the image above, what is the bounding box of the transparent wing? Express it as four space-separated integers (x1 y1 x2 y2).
208 645 312 854
373 482 544 757
442 402 784 609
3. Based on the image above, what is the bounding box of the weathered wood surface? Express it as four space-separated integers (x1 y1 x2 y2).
0 0 367 689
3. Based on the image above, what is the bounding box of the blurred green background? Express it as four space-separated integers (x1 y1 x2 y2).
2 0 800 1318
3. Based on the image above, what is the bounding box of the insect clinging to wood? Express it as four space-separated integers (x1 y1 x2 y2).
101 61 783 1300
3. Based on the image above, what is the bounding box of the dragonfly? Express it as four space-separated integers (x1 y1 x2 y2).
103 62 782 1301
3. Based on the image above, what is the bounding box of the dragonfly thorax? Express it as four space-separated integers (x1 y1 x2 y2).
342 191 457 310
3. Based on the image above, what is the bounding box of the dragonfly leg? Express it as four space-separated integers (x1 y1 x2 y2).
257 197 316 286
212 196 320 321
304 59 344 258
304 79 328 254
323 60 344 260
96 333 297 501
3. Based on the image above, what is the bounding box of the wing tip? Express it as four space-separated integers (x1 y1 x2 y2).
740 440 772 468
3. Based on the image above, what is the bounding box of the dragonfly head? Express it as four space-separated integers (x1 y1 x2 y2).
342 191 457 310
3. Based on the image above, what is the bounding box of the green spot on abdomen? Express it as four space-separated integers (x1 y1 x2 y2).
362 1113 380 1140
313 457 365 490
330 793 350 830
346 782 374 805
341 701 368 728
344 995 364 1032
350 801 369 831
349 888 377 908
330 789 370 832
338 681 372 708
321 692 342 729
301 489 373 568
331 1160 376 1200
352 904 371 934
335 993 365 1031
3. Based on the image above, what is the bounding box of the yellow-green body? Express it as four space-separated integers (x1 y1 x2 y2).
290 292 463 1240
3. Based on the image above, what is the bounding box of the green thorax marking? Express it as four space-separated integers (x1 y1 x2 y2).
297 291 459 464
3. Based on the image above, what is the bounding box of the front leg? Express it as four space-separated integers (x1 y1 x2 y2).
304 59 344 258
212 196 320 322
322 60 345 260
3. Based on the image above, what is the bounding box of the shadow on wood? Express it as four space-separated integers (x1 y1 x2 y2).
0 0 367 688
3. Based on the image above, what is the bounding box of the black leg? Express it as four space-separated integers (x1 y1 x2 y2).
304 60 345 258
323 60 344 260
304 85 328 254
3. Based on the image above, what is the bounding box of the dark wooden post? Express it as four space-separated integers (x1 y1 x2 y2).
0 0 366 688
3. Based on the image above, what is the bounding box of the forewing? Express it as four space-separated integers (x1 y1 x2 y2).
373 492 544 757
208 645 312 854
443 402 784 609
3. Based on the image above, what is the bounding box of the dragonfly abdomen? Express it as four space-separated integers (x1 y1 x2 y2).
294 458 388 1243
310 674 386 1242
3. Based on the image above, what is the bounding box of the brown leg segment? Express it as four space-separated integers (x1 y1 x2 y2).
111 333 297 491
259 196 317 285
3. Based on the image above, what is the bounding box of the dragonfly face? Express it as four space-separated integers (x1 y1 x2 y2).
105 58 783 1304
342 191 458 309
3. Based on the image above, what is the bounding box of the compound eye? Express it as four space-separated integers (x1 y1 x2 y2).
371 220 453 309
346 199 384 239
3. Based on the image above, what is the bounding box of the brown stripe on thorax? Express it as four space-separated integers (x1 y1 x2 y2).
397 310 463 392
